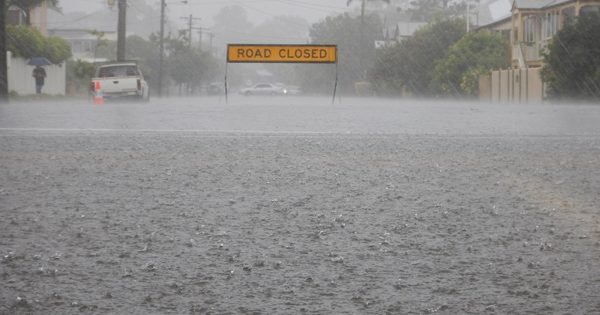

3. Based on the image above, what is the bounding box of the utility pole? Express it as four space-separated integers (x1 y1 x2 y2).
158 0 165 97
187 15 193 47
196 28 213 52
117 0 127 61
180 15 201 48
0 0 8 103
207 32 215 55
197 28 202 51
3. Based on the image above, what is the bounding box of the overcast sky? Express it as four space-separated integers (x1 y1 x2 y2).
59 0 352 27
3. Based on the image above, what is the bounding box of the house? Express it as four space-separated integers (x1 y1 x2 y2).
5 1 68 95
6 1 49 36
479 0 600 102
393 22 428 41
47 29 116 63
476 0 512 39
7 6 26 25
376 22 427 48
510 0 600 69
476 16 512 40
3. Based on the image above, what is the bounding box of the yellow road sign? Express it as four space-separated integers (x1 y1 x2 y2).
227 44 337 63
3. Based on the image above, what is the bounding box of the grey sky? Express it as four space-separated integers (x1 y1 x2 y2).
59 0 353 28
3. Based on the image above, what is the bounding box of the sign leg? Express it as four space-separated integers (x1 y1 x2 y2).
332 62 338 104
224 62 229 104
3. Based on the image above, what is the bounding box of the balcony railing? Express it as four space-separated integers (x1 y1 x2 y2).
512 42 544 67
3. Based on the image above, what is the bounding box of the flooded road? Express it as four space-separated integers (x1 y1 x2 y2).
1 97 600 314
1 96 600 135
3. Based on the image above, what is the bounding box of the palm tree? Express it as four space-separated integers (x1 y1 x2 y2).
347 0 390 25
9 0 59 26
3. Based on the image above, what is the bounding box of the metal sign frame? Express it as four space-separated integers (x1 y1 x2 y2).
224 44 339 104
227 44 337 64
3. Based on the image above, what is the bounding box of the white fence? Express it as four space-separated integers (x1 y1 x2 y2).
479 68 545 103
7 51 66 95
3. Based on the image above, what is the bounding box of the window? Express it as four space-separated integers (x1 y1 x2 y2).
523 16 538 43
580 5 600 15
98 65 139 78
543 11 559 39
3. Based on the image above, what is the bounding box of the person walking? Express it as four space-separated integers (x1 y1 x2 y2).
32 65 47 94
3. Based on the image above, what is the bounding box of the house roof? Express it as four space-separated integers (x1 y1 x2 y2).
476 15 512 31
513 0 573 10
382 21 427 40
396 22 427 37
477 0 511 27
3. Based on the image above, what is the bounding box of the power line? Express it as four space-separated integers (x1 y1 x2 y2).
212 26 307 41
184 0 280 6
180 14 202 46
232 1 311 28
46 12 102 27
275 0 347 11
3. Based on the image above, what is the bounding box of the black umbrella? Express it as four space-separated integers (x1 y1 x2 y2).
27 57 52 66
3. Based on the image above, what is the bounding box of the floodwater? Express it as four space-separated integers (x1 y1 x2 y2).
1 97 600 314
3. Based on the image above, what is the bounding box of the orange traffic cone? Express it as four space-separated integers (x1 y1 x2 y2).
93 90 104 105
92 81 104 105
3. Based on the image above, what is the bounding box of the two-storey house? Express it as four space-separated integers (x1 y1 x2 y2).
480 0 600 102
511 0 600 69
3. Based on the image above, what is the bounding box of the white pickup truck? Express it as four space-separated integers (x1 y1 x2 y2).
91 62 149 101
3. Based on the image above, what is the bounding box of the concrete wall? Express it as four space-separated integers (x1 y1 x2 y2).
481 67 544 103
7 52 66 95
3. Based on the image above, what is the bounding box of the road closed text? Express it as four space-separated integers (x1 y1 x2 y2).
227 45 337 63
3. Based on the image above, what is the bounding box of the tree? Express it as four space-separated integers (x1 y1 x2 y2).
211 5 254 54
169 47 218 95
6 25 45 58
94 34 219 95
66 59 95 95
347 0 390 25
251 15 310 87
371 18 465 96
45 36 71 64
163 31 216 94
541 13 600 100
405 0 450 22
6 25 71 63
9 0 59 25
298 13 383 94
252 16 309 44
432 31 510 97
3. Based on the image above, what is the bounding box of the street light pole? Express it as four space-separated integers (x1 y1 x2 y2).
465 0 478 32
467 0 471 32
158 0 165 97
